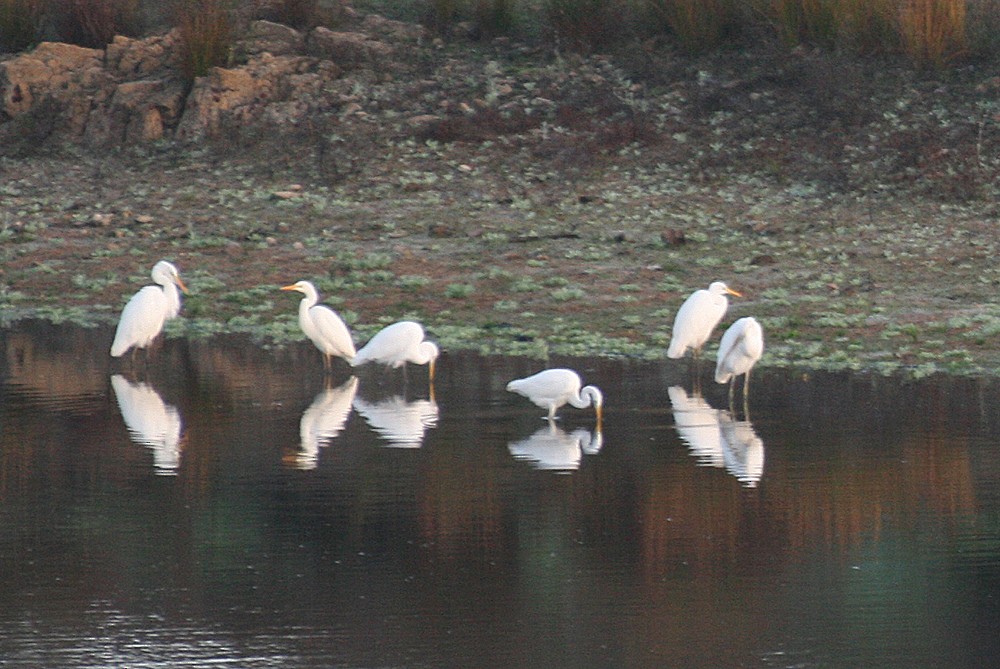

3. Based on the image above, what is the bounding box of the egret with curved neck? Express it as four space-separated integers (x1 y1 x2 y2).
352 320 439 382
506 368 603 423
110 260 188 358
715 316 764 405
281 280 356 372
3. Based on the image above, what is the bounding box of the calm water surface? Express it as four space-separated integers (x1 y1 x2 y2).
1 321 999 668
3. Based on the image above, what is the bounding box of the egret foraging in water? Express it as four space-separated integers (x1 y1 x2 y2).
715 316 764 403
667 281 742 360
281 280 356 372
110 260 188 358
506 368 604 423
352 321 439 382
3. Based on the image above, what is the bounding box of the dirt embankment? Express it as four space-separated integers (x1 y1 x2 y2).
1 8 999 377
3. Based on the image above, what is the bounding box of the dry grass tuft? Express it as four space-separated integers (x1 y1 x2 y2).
646 0 741 53
897 0 966 67
52 0 143 48
175 0 234 84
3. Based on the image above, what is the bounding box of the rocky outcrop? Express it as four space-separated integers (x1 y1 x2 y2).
175 53 348 141
0 42 111 138
0 14 409 148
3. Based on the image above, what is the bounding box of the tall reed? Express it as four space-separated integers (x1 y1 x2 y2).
175 0 234 84
898 0 966 67
648 0 739 53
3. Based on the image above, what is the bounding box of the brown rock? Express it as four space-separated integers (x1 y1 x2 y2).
308 27 393 69
240 20 305 57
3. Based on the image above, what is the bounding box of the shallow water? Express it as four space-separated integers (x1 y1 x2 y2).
1 320 999 668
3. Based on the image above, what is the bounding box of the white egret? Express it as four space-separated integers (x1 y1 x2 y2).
506 368 603 423
666 281 742 360
110 260 188 358
715 316 764 402
281 280 356 372
351 321 439 382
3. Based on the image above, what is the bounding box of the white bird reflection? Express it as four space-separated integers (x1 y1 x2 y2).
111 374 183 475
508 422 603 472
718 410 765 487
352 394 438 448
668 385 765 487
295 376 359 470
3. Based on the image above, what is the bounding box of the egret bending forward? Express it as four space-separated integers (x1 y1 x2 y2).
506 368 603 423
110 260 188 359
352 321 439 382
715 317 764 403
667 281 742 360
281 280 356 372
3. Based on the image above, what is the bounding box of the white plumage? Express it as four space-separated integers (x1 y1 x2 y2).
110 260 187 357
506 368 604 422
111 374 183 474
296 377 359 469
715 316 764 398
666 281 741 359
352 394 439 448
351 321 439 381
508 422 603 471
281 280 356 371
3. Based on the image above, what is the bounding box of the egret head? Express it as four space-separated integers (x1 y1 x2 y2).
152 260 188 294
709 281 741 298
281 281 321 301
281 280 307 294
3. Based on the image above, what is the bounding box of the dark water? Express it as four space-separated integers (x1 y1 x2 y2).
1 320 999 669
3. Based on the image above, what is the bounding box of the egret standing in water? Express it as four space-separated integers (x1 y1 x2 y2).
281 280 356 372
667 281 742 360
506 368 603 423
351 320 439 382
110 260 188 359
715 316 764 404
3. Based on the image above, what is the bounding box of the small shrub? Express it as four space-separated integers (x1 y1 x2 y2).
833 0 898 53
646 0 740 53
0 95 61 158
51 0 142 48
474 0 516 37
175 0 234 84
966 0 1000 59
424 0 464 35
445 283 474 298
543 0 626 51
0 0 43 52
756 0 838 48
